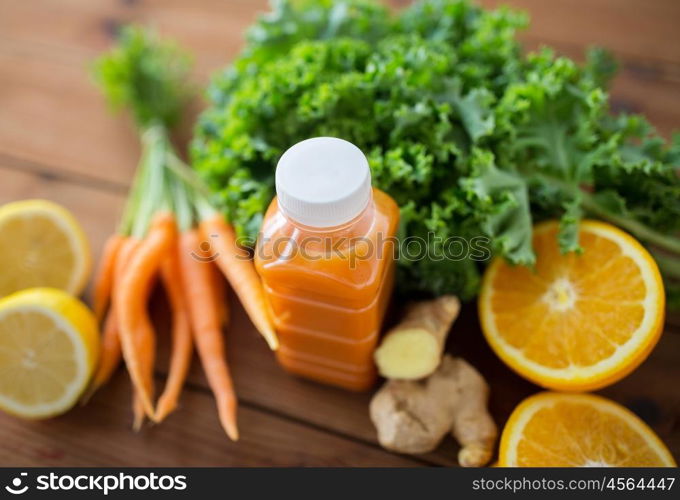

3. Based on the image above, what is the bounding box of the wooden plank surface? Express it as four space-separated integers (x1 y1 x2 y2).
0 162 677 466
0 0 678 466
0 166 427 467
1 0 679 187
0 373 424 467
478 0 680 65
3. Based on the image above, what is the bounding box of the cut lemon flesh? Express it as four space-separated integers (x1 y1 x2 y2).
0 288 99 418
479 220 664 391
0 199 91 298
500 392 676 467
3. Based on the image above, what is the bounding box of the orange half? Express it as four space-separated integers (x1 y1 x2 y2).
479 220 665 391
499 392 676 467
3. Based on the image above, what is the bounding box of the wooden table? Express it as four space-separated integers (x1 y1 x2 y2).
0 0 678 466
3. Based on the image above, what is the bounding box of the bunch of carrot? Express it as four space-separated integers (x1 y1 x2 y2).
87 26 277 440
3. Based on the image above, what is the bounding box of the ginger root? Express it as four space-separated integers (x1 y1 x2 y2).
369 355 497 467
374 295 460 380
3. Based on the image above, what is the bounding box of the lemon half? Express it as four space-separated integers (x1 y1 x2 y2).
0 288 99 418
0 199 91 298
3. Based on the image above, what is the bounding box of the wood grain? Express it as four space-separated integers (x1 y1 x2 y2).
1 164 677 464
0 164 460 466
0 167 426 467
476 0 680 65
0 163 124 263
0 371 423 467
0 0 678 189
0 0 268 185
0 0 678 467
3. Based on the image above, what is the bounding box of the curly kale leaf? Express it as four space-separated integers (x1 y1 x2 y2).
461 149 534 265
491 46 680 262
193 0 680 300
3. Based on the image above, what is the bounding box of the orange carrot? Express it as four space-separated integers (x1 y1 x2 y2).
117 239 146 431
132 389 145 431
155 240 193 422
97 309 121 384
133 309 154 431
93 234 125 323
212 264 230 326
200 214 278 350
102 237 151 429
82 237 140 403
81 309 119 404
132 269 161 430
179 229 239 441
116 212 176 419
84 307 119 397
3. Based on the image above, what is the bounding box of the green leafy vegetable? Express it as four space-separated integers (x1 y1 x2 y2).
94 26 197 235
95 25 192 130
192 0 680 301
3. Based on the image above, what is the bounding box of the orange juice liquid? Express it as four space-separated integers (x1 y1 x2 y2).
255 188 399 391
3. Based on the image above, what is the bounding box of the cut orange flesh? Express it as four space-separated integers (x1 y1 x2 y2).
499 392 676 467
479 220 664 391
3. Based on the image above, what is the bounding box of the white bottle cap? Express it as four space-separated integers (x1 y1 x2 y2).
275 137 372 227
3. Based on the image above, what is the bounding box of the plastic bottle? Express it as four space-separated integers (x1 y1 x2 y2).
255 137 399 391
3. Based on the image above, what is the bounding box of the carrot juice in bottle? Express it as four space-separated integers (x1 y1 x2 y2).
255 137 399 391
